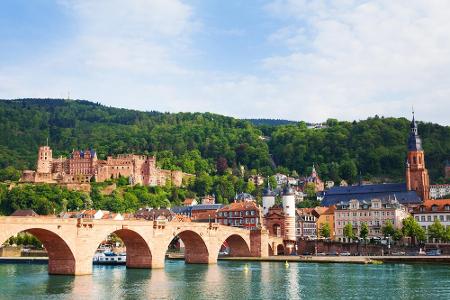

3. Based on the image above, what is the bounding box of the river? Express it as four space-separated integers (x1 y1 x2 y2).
0 260 449 299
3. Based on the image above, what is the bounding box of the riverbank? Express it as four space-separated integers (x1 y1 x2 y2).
0 257 48 264
219 255 450 264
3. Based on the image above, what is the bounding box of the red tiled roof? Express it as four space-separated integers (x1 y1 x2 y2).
413 199 450 213
217 201 259 212
11 209 39 217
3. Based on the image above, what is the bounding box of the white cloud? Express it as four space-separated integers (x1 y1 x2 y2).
258 0 450 124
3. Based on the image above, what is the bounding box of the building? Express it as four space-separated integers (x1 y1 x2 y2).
248 175 264 186
412 199 450 243
216 194 261 229
302 164 324 192
183 198 198 206
264 206 286 237
314 206 336 239
172 204 224 222
429 185 450 199
296 208 317 239
322 183 422 207
191 204 223 222
334 198 408 242
201 195 216 205
10 209 39 217
135 208 175 221
274 173 288 187
21 145 193 187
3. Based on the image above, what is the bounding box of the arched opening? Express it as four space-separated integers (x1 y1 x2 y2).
268 243 274 256
276 244 285 255
92 229 152 269
1 229 76 275
219 234 251 257
167 230 210 264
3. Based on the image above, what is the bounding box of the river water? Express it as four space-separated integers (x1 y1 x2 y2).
0 260 449 299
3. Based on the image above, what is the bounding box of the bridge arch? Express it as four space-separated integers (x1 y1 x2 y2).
88 228 152 269
174 230 211 264
1 228 76 275
219 233 251 257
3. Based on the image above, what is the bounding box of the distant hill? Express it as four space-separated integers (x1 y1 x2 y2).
0 98 448 183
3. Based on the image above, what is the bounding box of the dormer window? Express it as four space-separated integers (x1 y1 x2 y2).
419 206 425 212
431 205 438 212
445 205 450 211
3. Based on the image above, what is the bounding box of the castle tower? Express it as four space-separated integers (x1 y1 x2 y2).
36 146 53 173
406 112 430 200
282 181 297 253
262 181 275 216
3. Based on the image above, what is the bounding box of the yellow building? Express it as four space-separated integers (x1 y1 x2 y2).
313 206 336 239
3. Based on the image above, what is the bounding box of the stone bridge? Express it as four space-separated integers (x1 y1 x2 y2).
0 217 284 275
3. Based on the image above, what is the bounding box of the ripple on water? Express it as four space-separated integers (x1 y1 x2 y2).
0 261 449 299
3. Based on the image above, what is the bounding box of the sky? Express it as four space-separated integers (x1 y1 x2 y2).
0 0 449 124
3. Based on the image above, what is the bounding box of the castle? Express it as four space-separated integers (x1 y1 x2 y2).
21 146 192 187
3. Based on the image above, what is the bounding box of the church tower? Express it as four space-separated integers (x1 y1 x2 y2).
406 112 429 200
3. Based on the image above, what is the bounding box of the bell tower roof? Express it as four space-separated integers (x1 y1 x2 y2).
408 111 422 151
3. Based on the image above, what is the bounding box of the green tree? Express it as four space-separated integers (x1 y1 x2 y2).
428 219 446 242
392 228 404 242
360 222 369 240
304 182 317 200
339 160 358 183
343 223 355 241
381 220 395 237
193 172 213 196
402 216 426 244
320 223 331 238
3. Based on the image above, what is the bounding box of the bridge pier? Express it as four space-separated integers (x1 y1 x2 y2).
250 229 269 257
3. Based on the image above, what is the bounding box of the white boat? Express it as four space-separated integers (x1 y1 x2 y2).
93 251 126 265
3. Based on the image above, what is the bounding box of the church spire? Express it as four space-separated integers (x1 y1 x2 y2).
408 110 422 151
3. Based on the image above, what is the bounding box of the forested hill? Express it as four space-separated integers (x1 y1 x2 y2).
0 98 449 183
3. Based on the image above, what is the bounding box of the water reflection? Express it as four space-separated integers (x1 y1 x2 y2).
1 261 450 299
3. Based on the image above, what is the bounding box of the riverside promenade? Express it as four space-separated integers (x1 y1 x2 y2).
219 255 450 264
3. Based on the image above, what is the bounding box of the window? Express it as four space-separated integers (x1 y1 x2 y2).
251 210 255 216
421 216 425 222
440 215 444 221
432 205 438 212
427 216 431 222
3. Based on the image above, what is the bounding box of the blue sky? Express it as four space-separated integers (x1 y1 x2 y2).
0 0 449 124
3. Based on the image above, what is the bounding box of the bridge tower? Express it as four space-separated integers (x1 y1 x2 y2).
262 180 275 216
282 181 296 254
